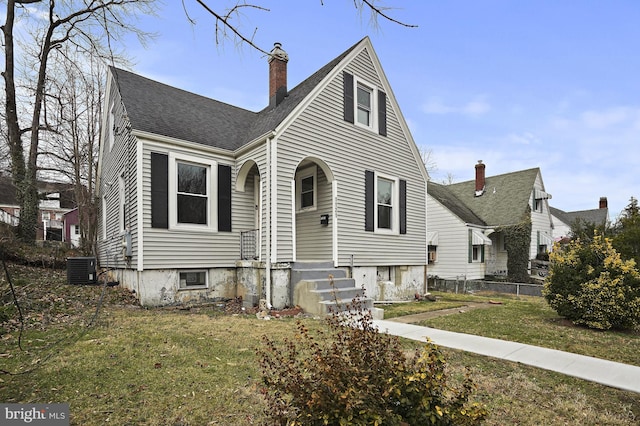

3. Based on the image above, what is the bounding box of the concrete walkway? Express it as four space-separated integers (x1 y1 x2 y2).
373 318 640 394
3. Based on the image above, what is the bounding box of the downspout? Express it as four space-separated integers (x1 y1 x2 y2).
265 135 272 308
332 179 338 267
424 181 429 295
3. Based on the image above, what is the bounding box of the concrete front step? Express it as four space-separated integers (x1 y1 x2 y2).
319 299 376 316
291 262 348 284
292 261 379 317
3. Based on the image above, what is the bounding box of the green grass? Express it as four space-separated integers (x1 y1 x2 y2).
398 291 640 366
381 300 467 319
2 266 640 425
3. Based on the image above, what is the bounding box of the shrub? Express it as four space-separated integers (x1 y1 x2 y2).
543 234 640 330
500 217 532 283
257 300 487 425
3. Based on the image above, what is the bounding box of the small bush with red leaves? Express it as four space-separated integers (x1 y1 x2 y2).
258 299 487 425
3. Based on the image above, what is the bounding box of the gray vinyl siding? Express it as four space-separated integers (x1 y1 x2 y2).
97 79 139 270
140 141 253 269
296 167 333 260
276 47 426 266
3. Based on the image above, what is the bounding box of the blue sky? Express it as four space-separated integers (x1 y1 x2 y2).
122 1 640 219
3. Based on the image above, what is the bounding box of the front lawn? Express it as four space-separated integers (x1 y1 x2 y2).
2 266 639 425
383 291 640 366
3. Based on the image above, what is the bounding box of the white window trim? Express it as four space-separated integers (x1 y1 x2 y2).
168 152 217 232
374 172 399 234
295 165 317 212
178 270 209 290
108 101 115 152
102 195 107 240
353 76 379 133
118 172 126 232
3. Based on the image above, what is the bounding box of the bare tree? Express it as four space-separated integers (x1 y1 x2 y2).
2 0 156 244
441 172 456 185
37 49 105 253
189 0 417 55
419 146 438 176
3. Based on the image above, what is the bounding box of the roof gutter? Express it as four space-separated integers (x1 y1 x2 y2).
234 130 277 157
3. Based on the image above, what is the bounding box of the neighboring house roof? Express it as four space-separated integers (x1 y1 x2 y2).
446 168 540 227
427 182 486 226
550 206 608 227
111 39 360 151
0 177 17 205
0 176 75 209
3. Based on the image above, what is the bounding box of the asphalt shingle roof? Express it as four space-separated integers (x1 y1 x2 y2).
446 168 541 227
111 39 361 151
0 176 75 208
427 182 486 226
551 206 608 227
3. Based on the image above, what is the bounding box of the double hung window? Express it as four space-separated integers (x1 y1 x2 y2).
364 170 406 234
343 72 387 136
377 177 394 230
177 162 208 225
168 153 216 231
151 152 232 232
357 83 373 128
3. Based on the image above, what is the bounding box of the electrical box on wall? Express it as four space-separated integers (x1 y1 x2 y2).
320 214 329 226
122 230 132 258
67 257 97 285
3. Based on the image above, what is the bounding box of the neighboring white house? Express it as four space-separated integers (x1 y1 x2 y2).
427 181 491 281
550 197 610 240
427 161 554 280
97 37 429 309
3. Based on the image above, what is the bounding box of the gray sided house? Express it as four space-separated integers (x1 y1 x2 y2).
427 161 554 280
96 37 429 311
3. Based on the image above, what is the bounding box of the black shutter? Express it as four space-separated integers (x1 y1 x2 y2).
399 179 406 234
151 152 168 229
343 71 354 123
378 90 387 136
218 164 232 232
365 170 374 232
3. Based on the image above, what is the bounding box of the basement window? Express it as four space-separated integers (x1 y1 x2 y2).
179 270 208 289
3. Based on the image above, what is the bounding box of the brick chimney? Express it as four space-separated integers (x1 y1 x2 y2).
269 42 288 107
475 160 486 196
599 197 608 209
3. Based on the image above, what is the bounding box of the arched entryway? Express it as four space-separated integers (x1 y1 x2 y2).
293 157 335 263
236 160 261 260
